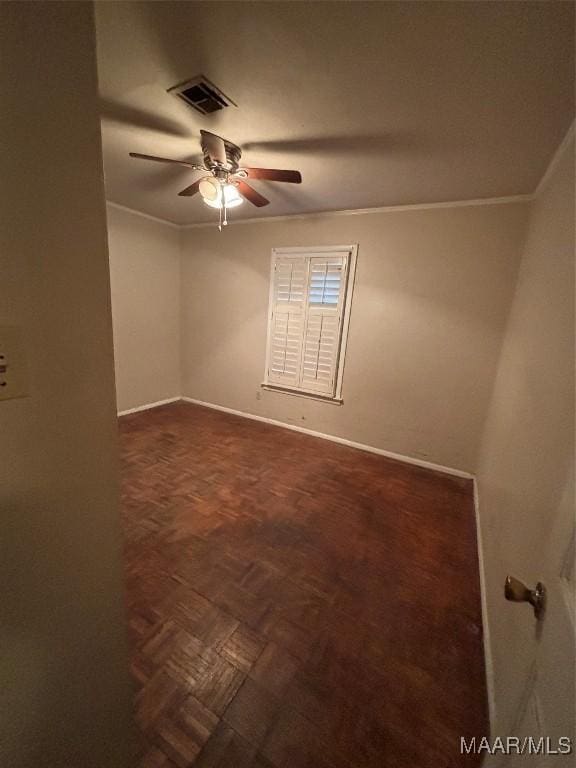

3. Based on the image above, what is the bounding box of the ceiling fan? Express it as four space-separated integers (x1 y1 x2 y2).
129 130 302 227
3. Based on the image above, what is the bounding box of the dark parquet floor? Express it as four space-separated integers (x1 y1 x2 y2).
119 401 487 768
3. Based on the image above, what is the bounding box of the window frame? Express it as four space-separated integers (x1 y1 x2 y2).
262 244 358 403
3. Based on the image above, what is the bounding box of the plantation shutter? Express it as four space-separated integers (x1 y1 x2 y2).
266 257 307 387
301 255 346 395
265 247 354 399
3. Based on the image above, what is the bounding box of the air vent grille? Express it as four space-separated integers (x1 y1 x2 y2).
168 76 236 115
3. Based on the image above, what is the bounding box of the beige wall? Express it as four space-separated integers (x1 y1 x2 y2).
0 4 134 767
476 136 575 743
180 202 529 472
107 205 180 413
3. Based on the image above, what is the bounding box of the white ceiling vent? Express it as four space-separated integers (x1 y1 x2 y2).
168 76 236 115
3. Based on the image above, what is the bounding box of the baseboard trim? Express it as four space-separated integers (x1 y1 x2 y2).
181 396 474 480
117 397 181 417
474 478 495 736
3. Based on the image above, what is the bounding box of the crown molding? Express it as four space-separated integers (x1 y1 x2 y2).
179 194 533 230
533 119 575 198
105 193 535 232
105 200 180 229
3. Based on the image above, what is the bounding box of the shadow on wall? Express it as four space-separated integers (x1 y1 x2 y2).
99 97 192 139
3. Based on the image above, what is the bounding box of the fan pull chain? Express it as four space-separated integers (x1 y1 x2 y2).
217 183 229 232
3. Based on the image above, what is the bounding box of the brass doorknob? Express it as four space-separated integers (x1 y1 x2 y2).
505 576 546 620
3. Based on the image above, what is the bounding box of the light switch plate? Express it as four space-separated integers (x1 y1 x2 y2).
0 325 29 401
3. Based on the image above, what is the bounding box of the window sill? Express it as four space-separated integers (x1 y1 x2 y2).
261 383 343 405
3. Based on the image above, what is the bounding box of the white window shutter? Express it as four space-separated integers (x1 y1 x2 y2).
267 257 307 387
301 255 346 395
264 247 355 400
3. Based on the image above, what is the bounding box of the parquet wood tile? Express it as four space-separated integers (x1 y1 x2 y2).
141 746 180 768
136 669 189 732
220 624 267 674
119 402 487 767
194 722 258 768
191 652 245 717
153 695 218 768
223 678 282 746
248 642 299 698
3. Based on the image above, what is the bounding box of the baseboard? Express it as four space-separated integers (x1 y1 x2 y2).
117 396 181 417
474 478 495 736
181 396 474 480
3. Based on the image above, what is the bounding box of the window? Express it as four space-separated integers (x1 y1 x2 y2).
263 245 357 402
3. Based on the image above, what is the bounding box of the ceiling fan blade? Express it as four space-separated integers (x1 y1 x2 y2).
178 179 206 197
236 181 269 207
129 152 203 170
200 130 227 165
241 168 302 184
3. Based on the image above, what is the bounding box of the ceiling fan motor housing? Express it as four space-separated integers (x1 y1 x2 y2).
203 140 242 173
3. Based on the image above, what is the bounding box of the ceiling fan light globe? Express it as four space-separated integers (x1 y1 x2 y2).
199 177 221 202
204 197 243 209
204 183 244 209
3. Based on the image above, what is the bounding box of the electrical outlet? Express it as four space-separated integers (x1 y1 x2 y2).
0 325 29 401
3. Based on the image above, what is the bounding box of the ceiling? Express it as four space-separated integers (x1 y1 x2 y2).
95 1 575 225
